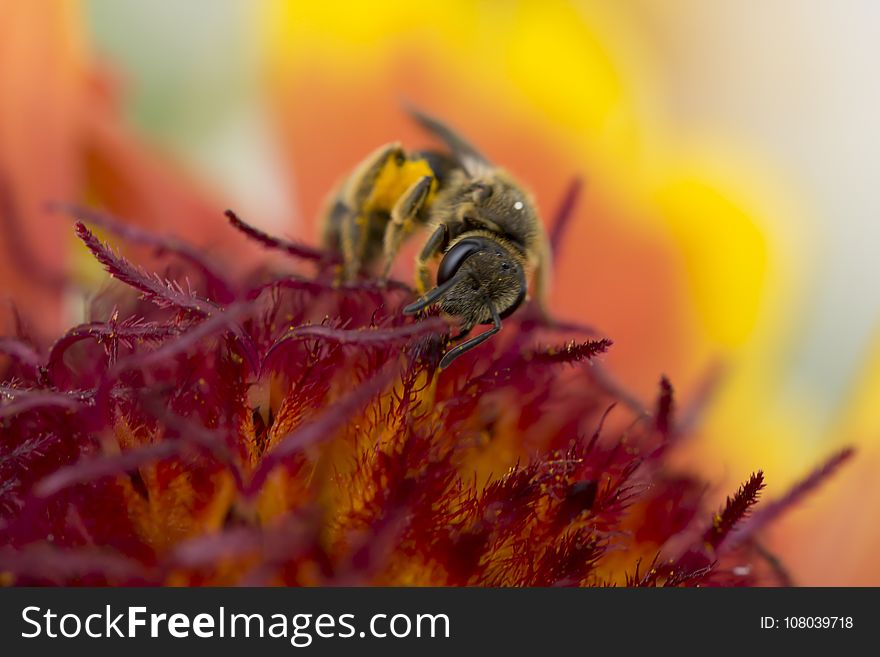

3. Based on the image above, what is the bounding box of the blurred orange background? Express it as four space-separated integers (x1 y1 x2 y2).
1 0 878 584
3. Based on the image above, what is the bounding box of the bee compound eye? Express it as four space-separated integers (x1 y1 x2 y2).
436 237 492 285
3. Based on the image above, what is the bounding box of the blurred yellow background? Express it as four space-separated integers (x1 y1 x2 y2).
2 0 878 584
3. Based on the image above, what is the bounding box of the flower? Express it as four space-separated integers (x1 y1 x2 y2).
0 1 864 586
0 200 850 586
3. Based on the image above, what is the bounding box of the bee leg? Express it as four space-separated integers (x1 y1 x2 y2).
530 227 554 320
532 262 551 319
439 303 501 369
414 223 449 294
380 174 434 282
339 210 362 282
339 142 406 281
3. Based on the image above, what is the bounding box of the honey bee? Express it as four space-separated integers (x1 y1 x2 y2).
321 108 551 368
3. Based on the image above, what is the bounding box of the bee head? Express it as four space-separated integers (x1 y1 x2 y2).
404 236 526 330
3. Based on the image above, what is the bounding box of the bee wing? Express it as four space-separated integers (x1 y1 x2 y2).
406 106 494 177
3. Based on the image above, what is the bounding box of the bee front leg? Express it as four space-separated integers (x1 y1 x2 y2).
414 223 448 294
380 175 434 282
439 303 502 369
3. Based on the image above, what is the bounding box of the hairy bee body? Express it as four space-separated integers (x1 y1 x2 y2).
321 152 421 244
321 146 452 279
321 109 551 368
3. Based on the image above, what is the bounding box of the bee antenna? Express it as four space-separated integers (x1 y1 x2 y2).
402 272 466 315
439 301 502 369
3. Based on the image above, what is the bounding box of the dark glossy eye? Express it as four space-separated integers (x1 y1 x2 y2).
437 237 493 284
